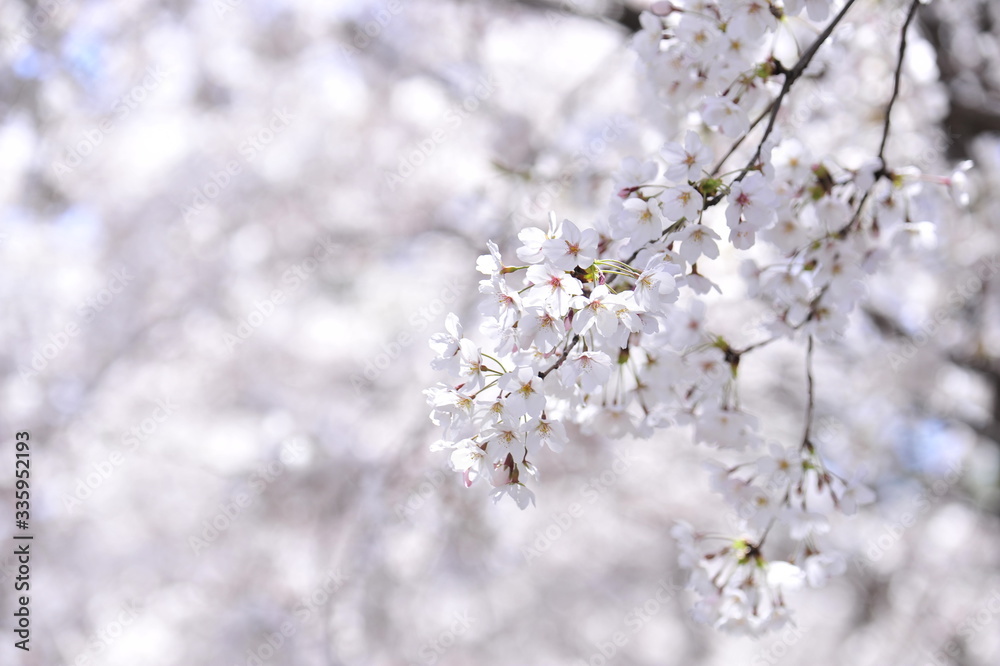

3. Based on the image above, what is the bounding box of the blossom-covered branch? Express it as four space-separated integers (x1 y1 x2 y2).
424 0 965 636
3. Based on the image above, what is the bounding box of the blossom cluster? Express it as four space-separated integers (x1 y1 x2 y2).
424 0 963 634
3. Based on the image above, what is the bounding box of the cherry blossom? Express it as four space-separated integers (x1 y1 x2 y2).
543 219 599 271
424 0 970 637
662 131 713 182
524 263 584 317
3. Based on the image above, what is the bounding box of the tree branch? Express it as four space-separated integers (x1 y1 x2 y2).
802 335 816 449
877 0 921 164
710 98 775 177
738 0 861 180
502 0 642 32
539 334 581 379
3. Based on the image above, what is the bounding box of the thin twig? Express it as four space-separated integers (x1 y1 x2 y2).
733 333 782 356
878 0 921 162
839 0 921 234
710 97 776 177
739 0 861 181
538 334 581 379
801 335 815 448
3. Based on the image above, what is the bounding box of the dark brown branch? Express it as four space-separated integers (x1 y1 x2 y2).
739 0 861 180
538 334 581 379
878 0 921 163
838 1 929 235
710 98 775 177
801 335 815 449
503 0 642 32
